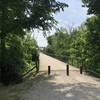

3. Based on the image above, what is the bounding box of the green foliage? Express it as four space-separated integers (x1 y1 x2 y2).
46 26 87 64
82 0 100 76
46 18 100 76
0 34 24 84
0 33 38 85
46 28 70 62
0 0 67 84
0 0 67 35
69 25 87 66
82 0 100 15
22 34 38 73
85 16 100 75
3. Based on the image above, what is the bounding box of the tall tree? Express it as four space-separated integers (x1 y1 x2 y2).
46 28 70 61
85 16 100 74
82 0 100 75
0 0 67 83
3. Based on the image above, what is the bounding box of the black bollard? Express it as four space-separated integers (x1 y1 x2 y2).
80 66 83 74
48 66 51 75
66 64 69 76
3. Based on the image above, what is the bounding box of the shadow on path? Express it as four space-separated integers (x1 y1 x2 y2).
0 72 100 100
21 72 100 100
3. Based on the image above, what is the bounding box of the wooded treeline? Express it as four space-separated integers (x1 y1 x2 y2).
45 0 100 77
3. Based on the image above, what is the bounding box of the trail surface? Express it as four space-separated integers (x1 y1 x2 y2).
0 53 100 100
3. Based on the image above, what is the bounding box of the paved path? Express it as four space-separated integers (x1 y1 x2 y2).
39 53 78 71
0 53 100 100
21 53 100 100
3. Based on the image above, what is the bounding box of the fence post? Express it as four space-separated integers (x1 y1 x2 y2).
80 65 83 74
48 66 51 75
66 64 69 76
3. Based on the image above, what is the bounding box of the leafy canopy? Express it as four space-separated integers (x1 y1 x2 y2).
0 0 68 36
82 0 100 15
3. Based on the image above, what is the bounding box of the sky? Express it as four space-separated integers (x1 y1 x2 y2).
33 0 90 47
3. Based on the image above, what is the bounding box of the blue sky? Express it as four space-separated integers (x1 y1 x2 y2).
33 0 90 47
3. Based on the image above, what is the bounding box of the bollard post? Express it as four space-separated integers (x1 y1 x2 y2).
80 65 83 74
66 64 69 76
48 66 51 75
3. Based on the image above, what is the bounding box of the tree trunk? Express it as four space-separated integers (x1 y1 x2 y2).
0 0 7 84
0 36 6 63
0 36 6 83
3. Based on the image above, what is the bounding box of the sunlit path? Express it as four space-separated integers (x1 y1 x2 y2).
39 53 78 71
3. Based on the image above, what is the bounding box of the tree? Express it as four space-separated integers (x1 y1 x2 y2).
70 25 87 63
85 16 100 75
0 33 38 85
46 28 70 61
82 0 100 15
0 0 67 84
82 0 100 76
46 25 87 66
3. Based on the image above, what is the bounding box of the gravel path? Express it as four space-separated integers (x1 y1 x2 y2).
0 53 100 100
